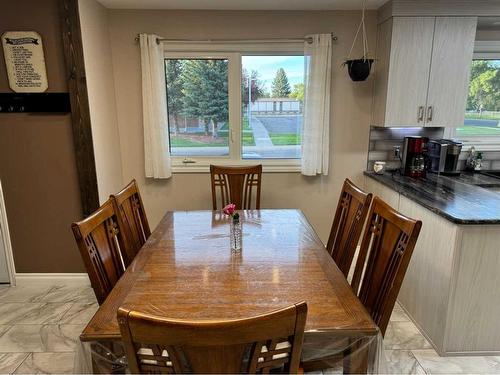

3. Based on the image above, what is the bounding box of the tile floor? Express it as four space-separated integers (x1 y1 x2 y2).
0 282 500 374
384 304 500 374
0 282 98 374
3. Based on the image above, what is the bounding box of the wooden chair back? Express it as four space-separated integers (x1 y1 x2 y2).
71 199 125 305
351 197 422 336
326 179 372 277
210 165 262 210
111 180 151 267
118 302 307 374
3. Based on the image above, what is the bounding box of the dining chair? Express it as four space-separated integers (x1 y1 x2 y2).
326 179 372 278
351 197 422 336
71 199 125 305
210 164 262 210
117 301 307 374
111 179 151 267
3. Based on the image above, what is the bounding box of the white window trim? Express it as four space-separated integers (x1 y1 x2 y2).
451 40 500 151
163 42 305 173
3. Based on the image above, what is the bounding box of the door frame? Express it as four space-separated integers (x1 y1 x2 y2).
0 180 17 285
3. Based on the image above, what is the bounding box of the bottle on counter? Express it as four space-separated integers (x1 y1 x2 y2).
465 146 476 171
474 152 483 171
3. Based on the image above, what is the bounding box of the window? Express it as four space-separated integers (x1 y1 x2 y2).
164 44 304 172
458 59 500 139
166 58 229 157
241 56 304 159
452 41 500 148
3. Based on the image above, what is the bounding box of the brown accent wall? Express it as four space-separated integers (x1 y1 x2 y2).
0 0 84 273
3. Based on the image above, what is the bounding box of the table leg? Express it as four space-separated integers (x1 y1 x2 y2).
343 338 369 374
90 341 127 374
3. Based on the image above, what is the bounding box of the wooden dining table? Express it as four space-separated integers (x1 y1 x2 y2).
79 209 380 373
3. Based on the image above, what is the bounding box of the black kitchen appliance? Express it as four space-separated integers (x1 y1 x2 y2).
402 136 428 178
427 139 462 175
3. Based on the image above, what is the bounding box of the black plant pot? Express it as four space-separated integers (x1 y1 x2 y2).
344 59 374 81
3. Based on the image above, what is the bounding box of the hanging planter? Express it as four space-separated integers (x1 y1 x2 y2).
344 58 374 81
343 0 374 82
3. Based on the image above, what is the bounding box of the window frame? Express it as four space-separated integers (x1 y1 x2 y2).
448 41 500 151
163 42 305 173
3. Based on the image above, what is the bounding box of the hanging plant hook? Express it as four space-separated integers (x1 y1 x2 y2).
343 0 374 81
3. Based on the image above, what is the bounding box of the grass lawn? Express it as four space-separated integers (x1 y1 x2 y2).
456 126 500 136
171 131 255 147
269 133 301 146
243 131 255 146
242 118 251 131
465 112 500 121
170 136 228 148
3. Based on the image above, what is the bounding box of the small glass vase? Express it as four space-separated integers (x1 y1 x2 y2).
230 218 242 252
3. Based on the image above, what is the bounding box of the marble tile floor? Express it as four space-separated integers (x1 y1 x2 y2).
0 283 98 374
383 304 500 374
0 282 500 374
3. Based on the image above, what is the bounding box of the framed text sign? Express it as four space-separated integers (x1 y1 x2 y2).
1 31 48 93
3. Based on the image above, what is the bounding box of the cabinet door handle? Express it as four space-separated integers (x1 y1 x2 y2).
427 106 433 122
417 106 424 122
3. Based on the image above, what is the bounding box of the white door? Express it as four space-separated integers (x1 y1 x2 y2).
425 17 477 127
0 223 10 283
385 17 435 126
0 181 12 284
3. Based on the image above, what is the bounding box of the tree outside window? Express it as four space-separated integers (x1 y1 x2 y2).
459 60 500 137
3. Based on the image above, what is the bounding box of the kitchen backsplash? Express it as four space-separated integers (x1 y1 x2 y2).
367 127 500 172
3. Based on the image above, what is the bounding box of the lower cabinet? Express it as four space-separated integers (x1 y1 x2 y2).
397 195 459 353
364 176 500 355
364 176 400 208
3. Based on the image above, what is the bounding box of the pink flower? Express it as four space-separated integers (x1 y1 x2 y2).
223 203 236 216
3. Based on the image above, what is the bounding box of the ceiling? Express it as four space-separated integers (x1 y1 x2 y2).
97 0 387 10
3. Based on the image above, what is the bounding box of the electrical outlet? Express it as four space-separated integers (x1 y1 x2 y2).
393 146 401 160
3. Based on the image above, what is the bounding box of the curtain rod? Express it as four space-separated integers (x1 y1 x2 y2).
134 33 338 44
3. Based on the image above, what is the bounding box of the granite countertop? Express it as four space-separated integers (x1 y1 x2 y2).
364 171 500 224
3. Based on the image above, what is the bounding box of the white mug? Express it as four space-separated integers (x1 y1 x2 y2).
373 161 386 174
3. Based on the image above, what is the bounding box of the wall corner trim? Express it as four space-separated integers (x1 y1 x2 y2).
14 273 90 286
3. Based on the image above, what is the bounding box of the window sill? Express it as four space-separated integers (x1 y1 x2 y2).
460 141 500 152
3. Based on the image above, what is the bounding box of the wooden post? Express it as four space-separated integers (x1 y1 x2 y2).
59 0 99 216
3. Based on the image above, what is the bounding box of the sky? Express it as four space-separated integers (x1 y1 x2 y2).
242 55 305 92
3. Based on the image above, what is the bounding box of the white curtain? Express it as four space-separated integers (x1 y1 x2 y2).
301 34 332 176
140 34 172 179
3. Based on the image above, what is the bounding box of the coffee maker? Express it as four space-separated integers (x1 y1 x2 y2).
427 139 462 175
402 136 428 178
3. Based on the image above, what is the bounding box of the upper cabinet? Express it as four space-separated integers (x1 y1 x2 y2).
371 16 477 127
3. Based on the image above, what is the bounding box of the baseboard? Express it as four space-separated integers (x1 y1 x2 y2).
14 273 90 286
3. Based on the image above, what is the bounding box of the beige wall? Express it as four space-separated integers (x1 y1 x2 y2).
79 0 124 203
107 10 376 243
0 0 84 273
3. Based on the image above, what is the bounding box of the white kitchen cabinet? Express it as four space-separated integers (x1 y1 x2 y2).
372 17 435 127
425 17 477 127
371 16 477 128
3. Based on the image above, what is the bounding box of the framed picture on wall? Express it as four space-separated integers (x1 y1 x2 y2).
1 31 48 93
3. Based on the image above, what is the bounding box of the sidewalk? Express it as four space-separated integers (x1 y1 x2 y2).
249 116 274 148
